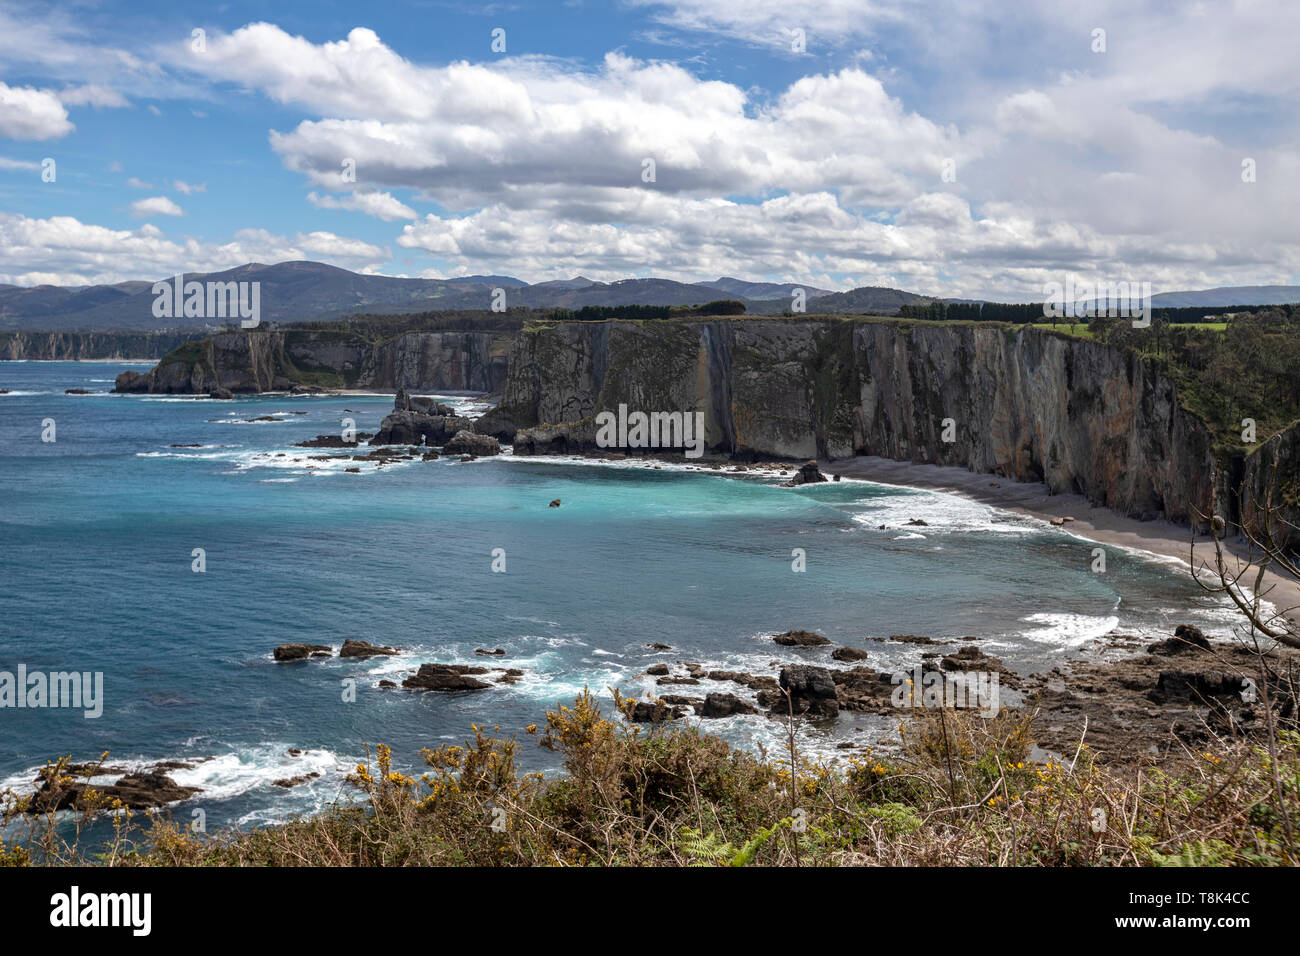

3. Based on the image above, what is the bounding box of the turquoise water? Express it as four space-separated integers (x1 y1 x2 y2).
0 361 1237 827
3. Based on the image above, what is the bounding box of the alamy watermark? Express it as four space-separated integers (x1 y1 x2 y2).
891 665 1000 717
1042 276 1152 327
0 664 103 718
152 273 261 328
595 404 706 459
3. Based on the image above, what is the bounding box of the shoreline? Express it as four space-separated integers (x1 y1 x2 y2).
823 454 1300 625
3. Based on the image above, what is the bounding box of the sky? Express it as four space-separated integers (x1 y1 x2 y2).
0 0 1297 299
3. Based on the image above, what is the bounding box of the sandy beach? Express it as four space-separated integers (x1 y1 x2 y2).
824 454 1300 625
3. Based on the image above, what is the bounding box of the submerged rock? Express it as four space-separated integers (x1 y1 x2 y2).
402 663 494 691
297 434 371 448
274 643 332 661
272 772 320 789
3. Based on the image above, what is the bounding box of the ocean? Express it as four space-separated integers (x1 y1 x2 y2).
0 360 1241 829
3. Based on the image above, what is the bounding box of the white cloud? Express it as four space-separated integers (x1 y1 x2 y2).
129 196 184 218
58 84 129 108
628 0 906 49
125 177 154 189
0 211 388 285
0 82 73 139
173 180 206 194
307 190 416 221
176 26 959 208
0 155 40 171
5 7 1300 296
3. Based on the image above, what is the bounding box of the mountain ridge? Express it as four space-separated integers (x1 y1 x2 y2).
2 259 1297 331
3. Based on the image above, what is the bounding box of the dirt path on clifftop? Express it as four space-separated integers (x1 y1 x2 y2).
823 455 1300 624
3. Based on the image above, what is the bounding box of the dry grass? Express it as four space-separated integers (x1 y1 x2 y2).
2 689 1296 867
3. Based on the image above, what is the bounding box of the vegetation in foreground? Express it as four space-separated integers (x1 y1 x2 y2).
3 687 1296 867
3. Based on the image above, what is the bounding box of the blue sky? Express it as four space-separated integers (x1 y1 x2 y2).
1 0 1297 298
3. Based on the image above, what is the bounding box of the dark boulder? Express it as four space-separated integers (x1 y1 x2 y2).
772 665 839 717
395 388 454 417
830 666 897 714
627 699 685 722
371 410 472 446
402 663 493 691
474 405 524 443
781 460 827 487
444 430 501 457
1148 624 1212 656
274 643 332 661
831 647 869 662
209 386 234 400
773 629 832 647
272 772 320 788
29 769 200 813
113 370 151 393
700 693 758 718
339 639 399 658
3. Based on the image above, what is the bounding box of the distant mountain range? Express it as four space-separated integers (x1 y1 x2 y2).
0 260 1295 331
1149 286 1300 308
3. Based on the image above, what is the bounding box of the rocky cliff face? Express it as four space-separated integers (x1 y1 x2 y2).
1 330 203 361
1238 421 1300 544
484 318 1225 526
114 329 509 395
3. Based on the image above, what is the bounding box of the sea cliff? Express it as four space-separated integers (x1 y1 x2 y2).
481 318 1223 526
1 330 204 361
113 328 510 394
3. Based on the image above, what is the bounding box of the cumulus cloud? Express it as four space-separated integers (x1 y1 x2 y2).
0 211 388 285
160 17 1300 296
130 196 184 218
0 82 73 139
173 179 206 194
176 25 959 208
6 5 1300 297
307 189 416 221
